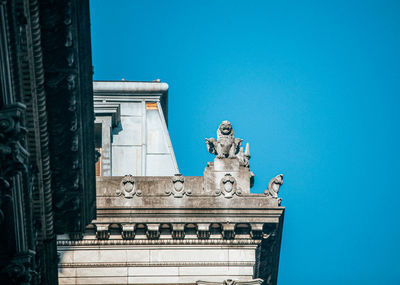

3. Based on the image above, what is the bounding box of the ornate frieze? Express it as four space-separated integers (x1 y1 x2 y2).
116 175 142 198
57 239 262 246
83 222 279 242
40 0 96 235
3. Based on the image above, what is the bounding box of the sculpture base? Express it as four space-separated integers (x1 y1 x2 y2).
203 158 253 194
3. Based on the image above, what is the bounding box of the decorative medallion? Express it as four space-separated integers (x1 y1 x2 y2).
116 175 141 198
216 174 241 198
165 174 191 198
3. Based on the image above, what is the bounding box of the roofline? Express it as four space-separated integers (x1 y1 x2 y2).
93 81 168 94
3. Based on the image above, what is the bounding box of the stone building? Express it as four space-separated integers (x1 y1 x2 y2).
0 1 286 283
0 0 96 284
57 81 285 284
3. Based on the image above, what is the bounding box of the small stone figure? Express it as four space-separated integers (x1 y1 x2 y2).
264 174 283 199
205 120 242 159
237 143 250 167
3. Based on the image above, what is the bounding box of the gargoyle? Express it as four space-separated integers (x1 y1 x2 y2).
264 174 283 198
205 120 242 159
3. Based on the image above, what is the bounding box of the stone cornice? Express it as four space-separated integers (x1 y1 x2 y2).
57 239 261 247
59 261 254 268
94 102 121 128
93 81 169 95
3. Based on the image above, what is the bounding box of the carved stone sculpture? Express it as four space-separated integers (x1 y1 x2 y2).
206 121 242 159
264 174 283 201
216 174 242 198
116 175 141 198
237 143 250 167
165 174 191 198
0 104 29 225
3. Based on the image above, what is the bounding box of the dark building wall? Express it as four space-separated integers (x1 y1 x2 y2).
0 0 96 284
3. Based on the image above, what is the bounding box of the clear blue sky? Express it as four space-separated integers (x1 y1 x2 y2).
89 1 400 284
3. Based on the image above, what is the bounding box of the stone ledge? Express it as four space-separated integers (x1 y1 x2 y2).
59 261 254 268
57 239 262 246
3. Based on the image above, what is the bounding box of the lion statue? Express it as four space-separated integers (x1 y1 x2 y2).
205 120 242 159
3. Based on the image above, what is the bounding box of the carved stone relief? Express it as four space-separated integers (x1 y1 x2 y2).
0 104 29 196
264 174 283 205
165 174 191 198
216 174 242 198
116 175 141 198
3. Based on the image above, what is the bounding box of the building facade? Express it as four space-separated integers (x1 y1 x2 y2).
58 81 285 285
93 81 178 177
0 0 96 284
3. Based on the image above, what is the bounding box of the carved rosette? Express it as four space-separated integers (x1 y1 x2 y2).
116 175 142 198
216 174 242 198
165 174 191 198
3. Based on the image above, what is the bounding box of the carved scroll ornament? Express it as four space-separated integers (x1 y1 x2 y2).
264 174 283 205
